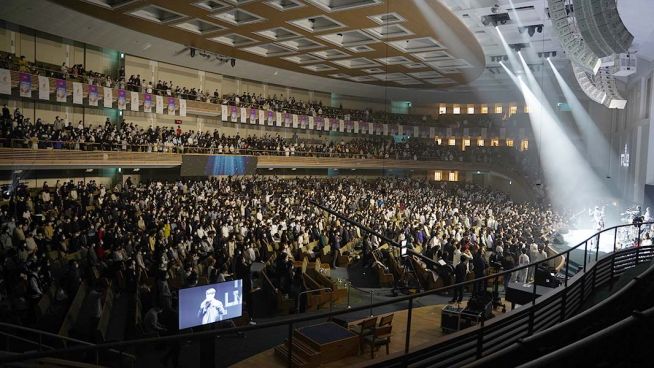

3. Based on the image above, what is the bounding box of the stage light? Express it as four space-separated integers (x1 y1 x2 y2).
190 48 196 57
503 55 508 61
536 25 543 33
481 16 490 26
230 58 236 67
528 26 535 37
552 51 557 57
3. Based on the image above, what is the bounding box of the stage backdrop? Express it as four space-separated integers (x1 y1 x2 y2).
178 279 243 330
181 155 258 176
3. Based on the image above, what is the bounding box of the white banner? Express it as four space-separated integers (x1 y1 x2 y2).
275 112 282 127
383 124 389 135
339 120 345 132
258 109 265 125
179 99 186 117
308 116 314 130
353 121 359 134
240 107 247 123
292 114 299 128
323 118 330 131
38 76 49 100
130 91 139 112
103 87 113 108
72 82 83 104
221 105 228 121
155 95 164 114
368 123 374 135
0 69 10 95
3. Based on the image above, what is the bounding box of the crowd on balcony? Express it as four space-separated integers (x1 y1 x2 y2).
0 174 564 333
1 109 527 167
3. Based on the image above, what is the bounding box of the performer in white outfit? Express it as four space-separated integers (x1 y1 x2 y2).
197 288 226 324
590 206 605 232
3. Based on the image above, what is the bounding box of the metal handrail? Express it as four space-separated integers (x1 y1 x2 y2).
0 221 651 365
0 322 136 361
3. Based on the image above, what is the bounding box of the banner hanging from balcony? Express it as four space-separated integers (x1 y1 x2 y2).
0 69 10 95
143 93 151 112
155 95 163 114
220 105 227 121
306 116 312 130
88 85 98 107
293 114 299 129
130 92 139 112
229 106 237 122
19 73 31 98
275 112 282 127
167 97 176 116
56 79 67 102
179 99 186 117
73 82 83 104
249 108 257 124
103 87 112 108
117 89 126 110
38 76 49 100
258 109 265 125
267 111 274 126
240 107 247 123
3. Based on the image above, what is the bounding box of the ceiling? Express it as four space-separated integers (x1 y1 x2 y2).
50 0 487 89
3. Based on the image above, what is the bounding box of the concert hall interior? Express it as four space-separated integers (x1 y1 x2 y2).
1 0 654 367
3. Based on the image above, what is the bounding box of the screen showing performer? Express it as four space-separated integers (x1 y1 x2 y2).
178 279 243 330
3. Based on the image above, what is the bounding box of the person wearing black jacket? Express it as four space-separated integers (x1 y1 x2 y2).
450 256 468 303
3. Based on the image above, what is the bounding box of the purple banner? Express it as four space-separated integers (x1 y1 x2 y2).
331 119 339 131
360 122 368 134
167 97 176 115
88 85 99 106
267 110 274 126
19 73 31 97
230 105 238 121
143 93 152 112
117 89 126 110
375 123 383 135
315 116 322 130
346 120 353 132
249 108 257 122
300 115 307 129
283 113 291 127
55 79 67 102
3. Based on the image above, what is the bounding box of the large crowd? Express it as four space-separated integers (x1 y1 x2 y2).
0 175 563 335
1 108 529 168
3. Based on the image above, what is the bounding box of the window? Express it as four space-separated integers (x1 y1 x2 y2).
463 139 471 147
467 105 475 114
520 139 529 151
509 104 517 115
453 104 461 114
524 105 529 113
439 104 447 114
434 171 442 181
505 138 514 147
491 139 499 146
477 139 485 146
494 104 503 114
480 104 488 114
448 138 456 146
435 137 442 145
448 171 458 182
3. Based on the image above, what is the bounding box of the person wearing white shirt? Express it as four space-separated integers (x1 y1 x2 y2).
517 248 530 284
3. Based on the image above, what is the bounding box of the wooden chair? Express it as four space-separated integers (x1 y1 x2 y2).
363 324 392 359
349 316 378 354
377 313 394 327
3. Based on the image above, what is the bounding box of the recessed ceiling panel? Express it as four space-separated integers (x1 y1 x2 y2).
310 49 350 60
413 50 455 62
265 0 305 11
362 68 384 73
365 24 414 39
424 77 456 85
254 27 302 41
319 30 378 48
192 0 230 12
208 33 258 47
426 59 473 69
287 15 345 33
173 19 225 35
224 0 257 5
347 45 375 53
368 12 406 25
329 73 352 78
302 64 337 72
403 62 427 69
127 5 185 24
82 0 136 9
211 8 265 26
408 71 442 79
277 38 325 52
376 55 413 65
436 68 463 74
348 75 378 82
370 72 411 81
282 54 324 64
306 0 382 12
394 78 422 85
243 43 294 57
332 57 380 69
388 37 445 53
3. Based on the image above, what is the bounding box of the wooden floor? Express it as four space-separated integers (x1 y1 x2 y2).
231 303 503 368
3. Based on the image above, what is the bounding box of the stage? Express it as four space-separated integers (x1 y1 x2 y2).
562 226 642 254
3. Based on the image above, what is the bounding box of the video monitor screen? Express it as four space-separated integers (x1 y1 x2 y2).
178 279 243 330
181 155 258 176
